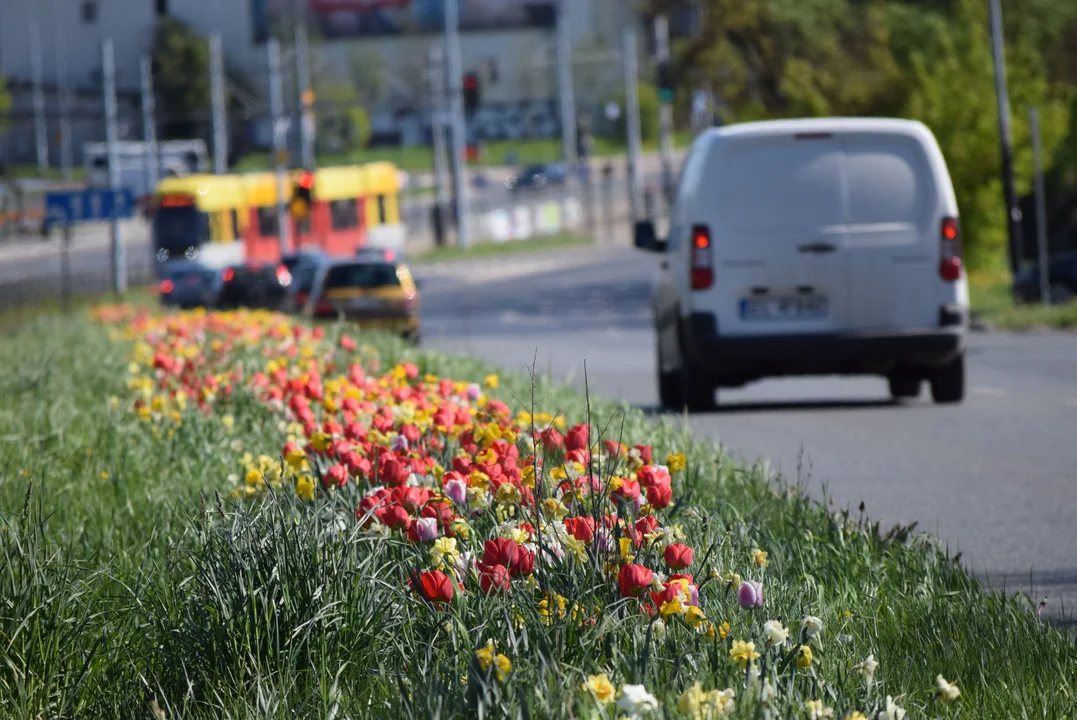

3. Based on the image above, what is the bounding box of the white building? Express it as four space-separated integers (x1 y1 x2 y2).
1 0 644 163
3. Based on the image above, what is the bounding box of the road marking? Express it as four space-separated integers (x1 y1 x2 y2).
971 386 1007 397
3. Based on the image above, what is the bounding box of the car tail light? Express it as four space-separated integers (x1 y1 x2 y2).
159 279 174 294
402 294 416 311
690 225 714 290
939 216 962 282
315 299 334 316
276 265 292 286
222 267 235 283
295 291 308 306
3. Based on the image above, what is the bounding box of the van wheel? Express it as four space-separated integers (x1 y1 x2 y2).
930 353 965 404
676 326 717 413
888 372 921 400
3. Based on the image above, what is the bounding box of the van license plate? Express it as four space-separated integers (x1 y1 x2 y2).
347 297 385 311
740 296 828 320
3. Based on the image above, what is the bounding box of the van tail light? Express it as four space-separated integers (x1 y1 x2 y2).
315 299 334 316
276 264 292 286
222 267 235 283
939 216 962 282
159 279 174 295
690 225 714 290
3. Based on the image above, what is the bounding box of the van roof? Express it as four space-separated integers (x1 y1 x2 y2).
704 117 929 140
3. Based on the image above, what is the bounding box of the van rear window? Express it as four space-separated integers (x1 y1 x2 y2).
716 140 843 232
844 140 927 226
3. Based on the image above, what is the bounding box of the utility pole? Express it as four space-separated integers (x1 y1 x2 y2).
295 10 316 170
429 43 451 241
268 38 291 257
140 54 159 200
445 0 471 248
210 33 228 174
53 0 73 181
1030 107 1050 306
556 3 577 166
654 15 675 205
30 21 49 174
623 27 642 223
989 0 1023 275
103 40 126 295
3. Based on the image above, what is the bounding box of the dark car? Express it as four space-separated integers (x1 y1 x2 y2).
216 262 292 311
505 163 567 193
1012 251 1077 304
158 261 220 309
280 248 327 312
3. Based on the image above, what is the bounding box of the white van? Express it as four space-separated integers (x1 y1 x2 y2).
636 118 969 411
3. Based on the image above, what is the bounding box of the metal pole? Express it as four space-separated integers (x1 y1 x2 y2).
210 33 228 175
1030 107 1050 306
53 0 73 181
989 0 1023 275
268 38 291 257
30 21 49 174
655 15 675 205
623 28 642 223
557 3 577 166
61 221 72 311
103 40 126 295
429 43 451 242
445 0 471 248
140 54 159 199
296 14 316 170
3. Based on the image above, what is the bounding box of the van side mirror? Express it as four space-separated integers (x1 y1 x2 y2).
634 220 664 253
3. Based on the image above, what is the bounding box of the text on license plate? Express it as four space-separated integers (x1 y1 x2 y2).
740 296 828 320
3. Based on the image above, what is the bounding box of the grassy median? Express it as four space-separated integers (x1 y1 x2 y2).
970 271 1077 330
0 307 1074 718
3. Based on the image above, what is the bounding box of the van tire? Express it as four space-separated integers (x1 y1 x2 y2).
676 326 717 413
888 372 921 400
930 353 965 404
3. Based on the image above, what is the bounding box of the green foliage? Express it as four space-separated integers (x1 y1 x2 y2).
152 18 211 140
607 82 660 144
0 75 11 132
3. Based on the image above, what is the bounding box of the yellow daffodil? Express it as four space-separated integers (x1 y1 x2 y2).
430 537 459 570
582 673 616 706
796 645 813 670
666 452 687 474
295 475 315 501
936 675 960 703
683 605 707 629
484 374 499 388
805 699 834 719
495 483 521 505
729 640 760 668
751 548 768 568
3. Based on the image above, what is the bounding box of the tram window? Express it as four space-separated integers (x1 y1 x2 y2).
330 198 359 230
377 195 387 224
231 209 240 239
257 207 279 236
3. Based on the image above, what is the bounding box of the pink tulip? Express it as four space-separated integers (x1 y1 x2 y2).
444 478 468 505
415 517 439 542
737 580 764 609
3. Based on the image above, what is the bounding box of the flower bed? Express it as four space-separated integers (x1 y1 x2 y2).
91 305 961 719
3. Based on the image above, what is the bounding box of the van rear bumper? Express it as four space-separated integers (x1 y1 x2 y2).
683 312 966 382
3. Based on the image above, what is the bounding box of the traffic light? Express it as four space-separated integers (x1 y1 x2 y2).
291 170 314 220
657 61 673 103
463 72 481 115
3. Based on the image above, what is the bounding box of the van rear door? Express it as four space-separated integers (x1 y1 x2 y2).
841 133 940 330
705 133 849 337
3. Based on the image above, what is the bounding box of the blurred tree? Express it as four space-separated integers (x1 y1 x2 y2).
152 18 212 140
607 82 660 145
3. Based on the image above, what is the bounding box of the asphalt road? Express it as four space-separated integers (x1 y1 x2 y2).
417 244 1077 623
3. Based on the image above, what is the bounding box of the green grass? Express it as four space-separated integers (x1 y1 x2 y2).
410 232 591 264
970 271 1077 330
234 133 696 174
0 308 1074 718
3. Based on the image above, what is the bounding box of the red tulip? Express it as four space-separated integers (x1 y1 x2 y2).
634 444 653 464
380 457 411 486
323 463 348 489
663 543 694 570
637 465 671 489
619 563 655 598
613 477 641 502
478 562 511 594
635 515 658 537
564 516 596 543
511 545 534 577
646 482 673 509
391 486 429 513
565 424 589 452
482 537 518 568
378 504 411 530
416 570 454 603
